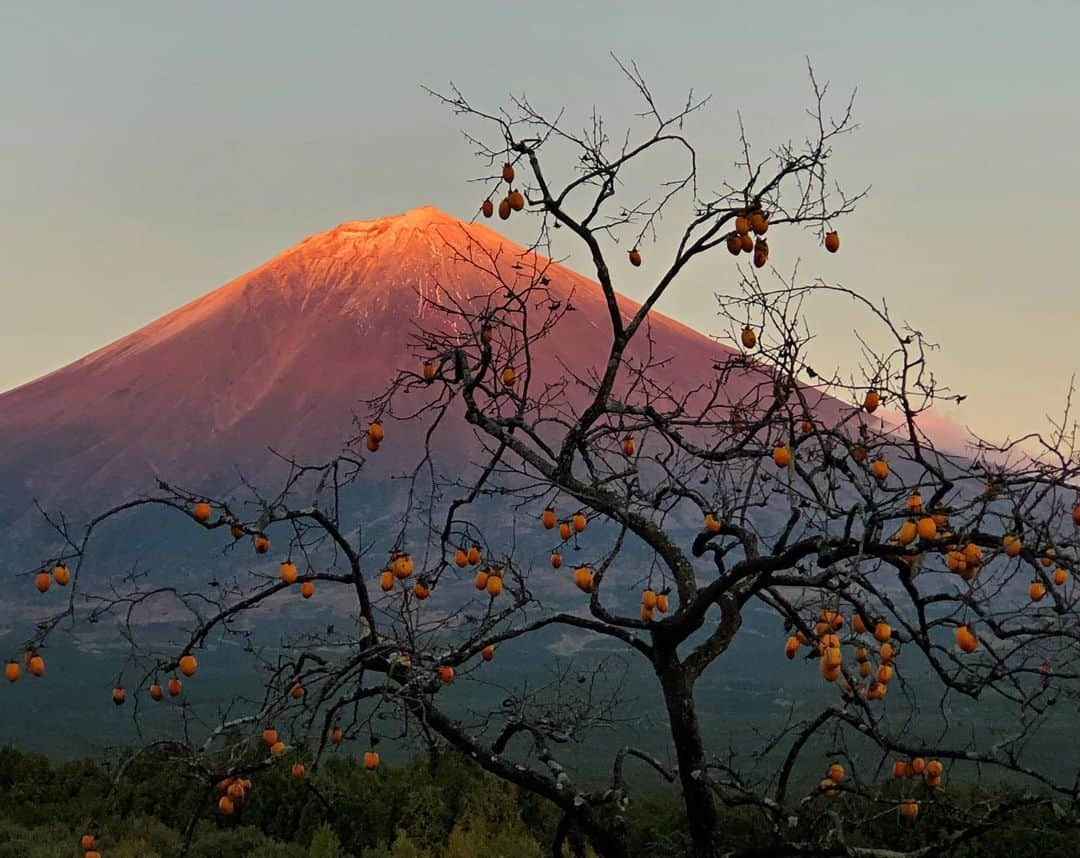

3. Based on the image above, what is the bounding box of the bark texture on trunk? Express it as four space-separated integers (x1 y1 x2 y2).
657 651 720 858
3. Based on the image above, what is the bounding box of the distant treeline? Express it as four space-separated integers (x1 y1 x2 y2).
0 744 1075 857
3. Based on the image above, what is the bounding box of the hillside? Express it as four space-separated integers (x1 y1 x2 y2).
0 207 767 535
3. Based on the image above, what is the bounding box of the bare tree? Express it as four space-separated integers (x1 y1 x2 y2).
10 61 1080 858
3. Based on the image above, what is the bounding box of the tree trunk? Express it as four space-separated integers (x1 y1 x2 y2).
657 653 720 858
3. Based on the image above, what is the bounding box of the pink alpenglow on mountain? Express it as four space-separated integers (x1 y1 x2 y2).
0 206 832 528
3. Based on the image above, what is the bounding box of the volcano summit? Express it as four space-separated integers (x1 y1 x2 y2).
0 207 754 534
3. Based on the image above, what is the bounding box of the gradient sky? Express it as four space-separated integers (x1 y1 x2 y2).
2 2 1078 443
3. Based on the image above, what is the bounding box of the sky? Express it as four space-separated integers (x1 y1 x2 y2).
2 2 1078 444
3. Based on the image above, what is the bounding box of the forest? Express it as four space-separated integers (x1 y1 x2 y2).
0 745 1075 857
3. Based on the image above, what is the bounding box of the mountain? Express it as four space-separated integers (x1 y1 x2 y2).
0 208 990 756
0 206 783 538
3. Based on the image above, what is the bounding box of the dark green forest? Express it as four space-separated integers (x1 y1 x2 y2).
0 745 1074 857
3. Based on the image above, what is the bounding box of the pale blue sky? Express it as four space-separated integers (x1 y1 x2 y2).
2 2 1078 441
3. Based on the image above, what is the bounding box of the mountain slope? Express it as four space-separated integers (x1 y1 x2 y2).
0 206 762 532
